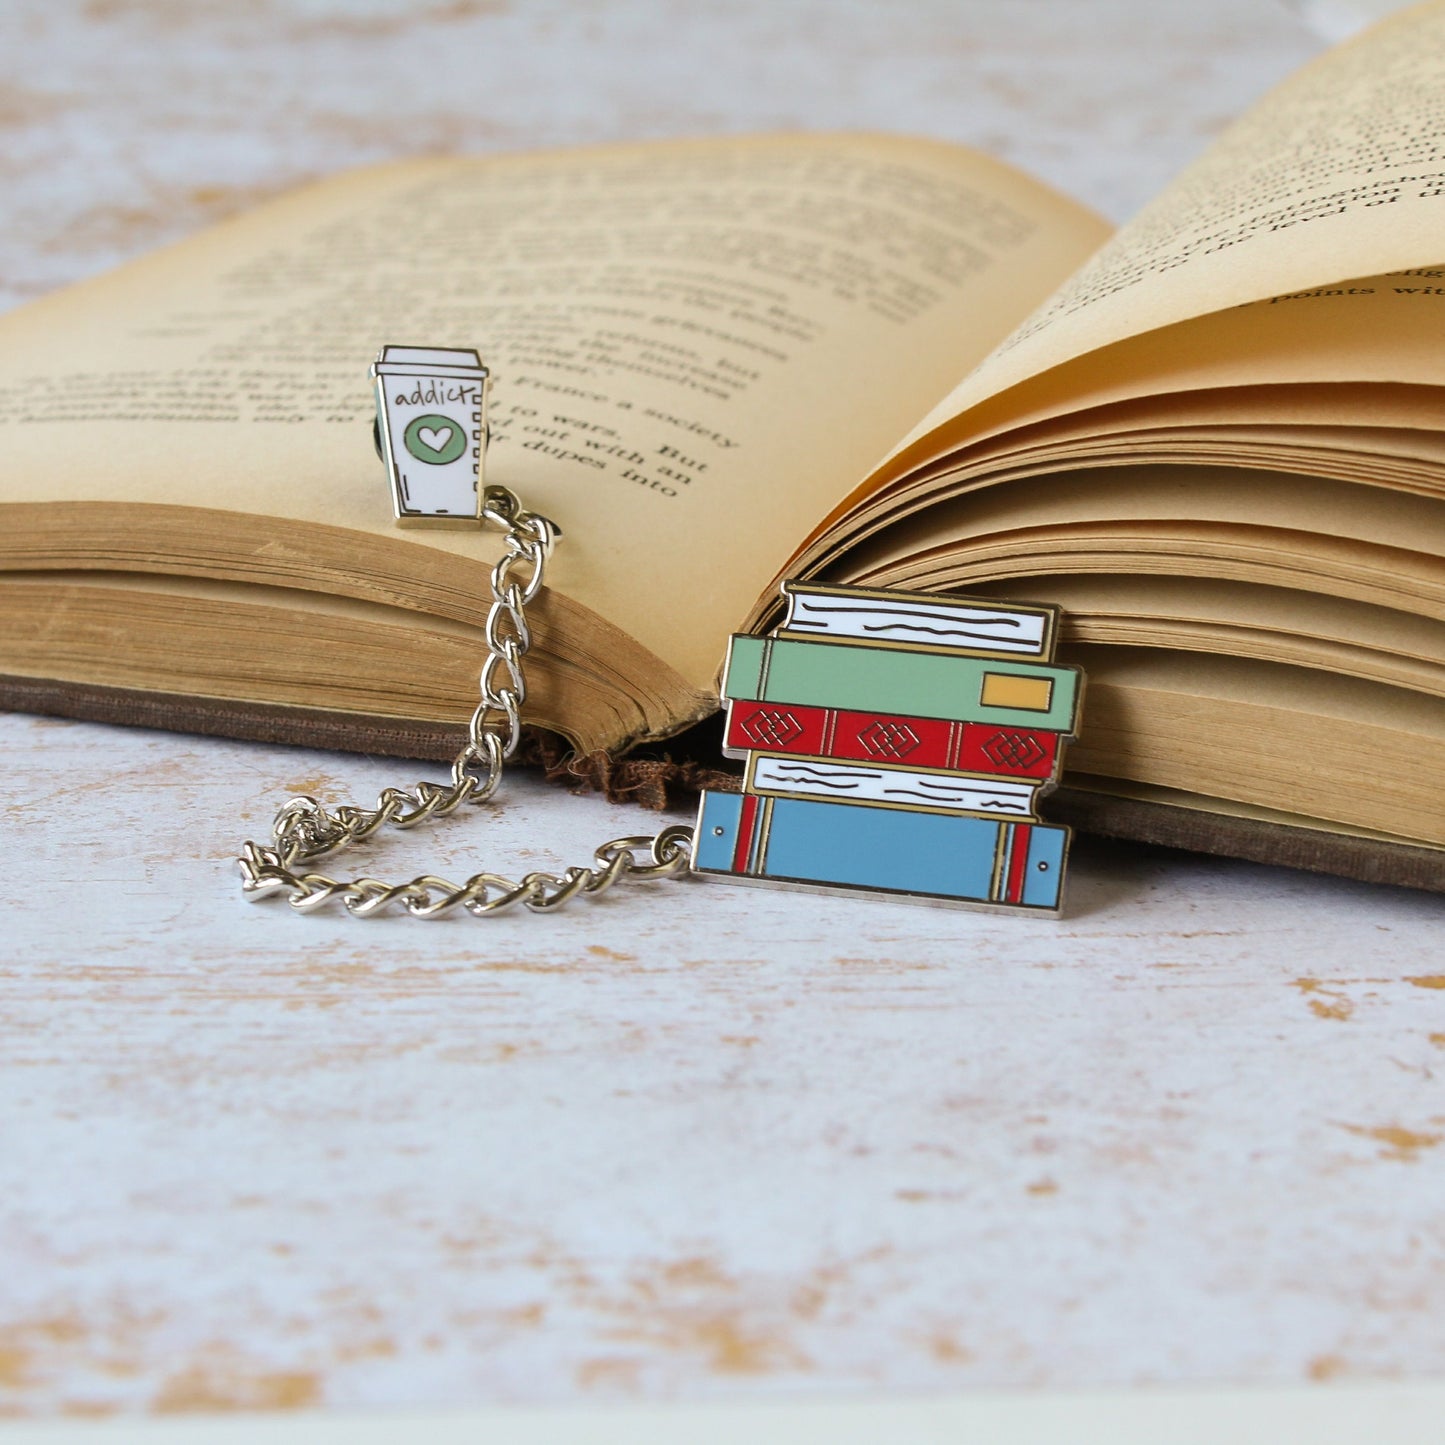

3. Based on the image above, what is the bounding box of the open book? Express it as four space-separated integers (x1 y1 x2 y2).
3 5 1443 890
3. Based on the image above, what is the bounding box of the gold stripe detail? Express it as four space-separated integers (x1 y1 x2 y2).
757 637 774 697
752 796 776 875
989 824 1009 902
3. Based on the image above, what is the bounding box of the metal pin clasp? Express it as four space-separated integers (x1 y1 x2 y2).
481 485 520 527
371 344 490 528
483 484 563 541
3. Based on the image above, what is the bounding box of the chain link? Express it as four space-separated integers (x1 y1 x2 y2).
237 485 694 917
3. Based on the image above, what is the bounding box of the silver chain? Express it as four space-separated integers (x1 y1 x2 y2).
237 485 694 917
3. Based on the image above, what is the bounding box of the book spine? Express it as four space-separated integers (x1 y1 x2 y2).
723 634 1081 733
724 699 1062 778
693 789 1067 911
781 586 1054 658
746 753 1041 818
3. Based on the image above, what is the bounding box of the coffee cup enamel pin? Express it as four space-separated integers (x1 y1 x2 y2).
372 345 490 527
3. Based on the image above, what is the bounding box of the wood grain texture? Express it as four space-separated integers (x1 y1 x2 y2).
4 710 1445 1416
3 0 1443 1422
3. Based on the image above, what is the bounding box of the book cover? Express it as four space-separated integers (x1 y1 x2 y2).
742 753 1043 819
722 635 1083 735
693 789 1069 912
724 700 1063 778
779 583 1058 659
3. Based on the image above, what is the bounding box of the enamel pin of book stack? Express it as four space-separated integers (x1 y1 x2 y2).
691 584 1084 914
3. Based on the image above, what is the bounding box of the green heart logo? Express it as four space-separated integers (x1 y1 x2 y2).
403 413 468 465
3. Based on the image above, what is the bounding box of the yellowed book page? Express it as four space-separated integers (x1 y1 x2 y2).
0 134 1107 692
791 272 1445 587
1065 775 1445 850
1069 646 1445 842
952 389 1445 466
1022 384 1445 438
893 465 1445 560
881 1 1445 469
902 269 1445 479
964 574 1445 696
834 463 1445 626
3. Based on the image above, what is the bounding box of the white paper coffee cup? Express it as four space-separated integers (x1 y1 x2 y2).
372 346 490 526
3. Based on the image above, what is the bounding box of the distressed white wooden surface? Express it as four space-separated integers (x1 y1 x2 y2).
4 0 1445 1421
